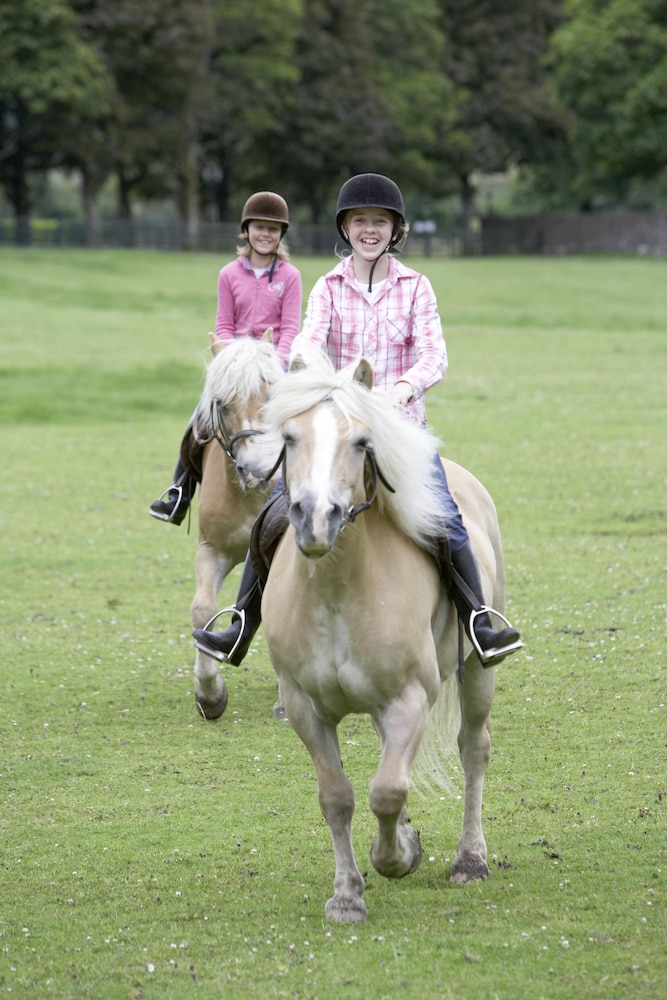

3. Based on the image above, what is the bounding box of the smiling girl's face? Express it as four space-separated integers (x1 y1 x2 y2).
343 208 395 262
246 220 283 264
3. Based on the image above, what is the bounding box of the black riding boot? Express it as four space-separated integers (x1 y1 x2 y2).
149 458 196 525
450 541 522 666
192 553 263 666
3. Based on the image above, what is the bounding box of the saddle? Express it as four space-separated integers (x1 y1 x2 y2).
248 489 454 590
178 410 212 483
249 490 291 585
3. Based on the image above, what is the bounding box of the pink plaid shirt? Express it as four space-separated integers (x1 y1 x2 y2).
292 254 447 425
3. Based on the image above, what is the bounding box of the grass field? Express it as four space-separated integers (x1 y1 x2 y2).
0 248 665 998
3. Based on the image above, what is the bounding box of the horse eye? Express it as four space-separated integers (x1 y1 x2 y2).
354 436 370 452
282 430 296 447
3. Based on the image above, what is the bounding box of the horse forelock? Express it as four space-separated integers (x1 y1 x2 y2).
266 360 446 546
199 337 283 432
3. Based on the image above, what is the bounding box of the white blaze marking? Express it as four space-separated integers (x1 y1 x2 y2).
310 407 339 538
311 406 337 488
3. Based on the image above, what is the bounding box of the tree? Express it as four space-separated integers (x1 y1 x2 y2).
435 0 565 249
367 0 454 197
255 0 389 224
202 0 302 221
261 0 450 225
0 0 111 224
547 0 667 206
71 0 216 244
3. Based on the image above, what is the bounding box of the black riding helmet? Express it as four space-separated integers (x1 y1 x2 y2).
335 173 406 244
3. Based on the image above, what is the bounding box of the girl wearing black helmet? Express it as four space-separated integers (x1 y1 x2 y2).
193 174 521 668
149 192 302 525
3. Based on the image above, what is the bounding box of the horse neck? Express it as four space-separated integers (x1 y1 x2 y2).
309 506 398 590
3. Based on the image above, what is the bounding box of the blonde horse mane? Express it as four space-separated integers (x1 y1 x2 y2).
198 336 284 436
265 356 448 548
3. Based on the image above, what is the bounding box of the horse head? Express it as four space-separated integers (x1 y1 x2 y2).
201 334 284 490
277 359 375 556
266 356 446 560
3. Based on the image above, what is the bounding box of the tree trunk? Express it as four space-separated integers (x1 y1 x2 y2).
117 170 133 220
460 174 477 256
178 140 200 251
81 168 108 247
5 154 32 244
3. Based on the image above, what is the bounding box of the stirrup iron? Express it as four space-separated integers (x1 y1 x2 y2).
192 606 246 663
149 484 184 521
468 606 524 666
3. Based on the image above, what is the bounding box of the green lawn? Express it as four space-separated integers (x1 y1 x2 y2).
0 248 665 998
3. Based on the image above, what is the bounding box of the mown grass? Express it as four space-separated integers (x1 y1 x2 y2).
0 248 665 999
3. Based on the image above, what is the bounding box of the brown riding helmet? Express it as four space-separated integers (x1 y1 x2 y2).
241 192 290 232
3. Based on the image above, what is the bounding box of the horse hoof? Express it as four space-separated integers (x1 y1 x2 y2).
324 895 368 923
195 690 228 721
450 854 489 884
371 826 422 879
272 699 287 720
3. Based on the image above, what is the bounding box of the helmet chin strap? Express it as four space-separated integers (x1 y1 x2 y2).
248 235 279 282
367 246 389 292
367 223 400 292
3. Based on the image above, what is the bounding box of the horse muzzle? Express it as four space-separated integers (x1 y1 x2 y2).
234 433 282 492
289 496 346 557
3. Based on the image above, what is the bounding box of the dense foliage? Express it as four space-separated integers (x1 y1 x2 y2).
0 0 665 225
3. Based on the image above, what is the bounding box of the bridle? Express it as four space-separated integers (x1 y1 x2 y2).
263 440 395 528
209 399 265 464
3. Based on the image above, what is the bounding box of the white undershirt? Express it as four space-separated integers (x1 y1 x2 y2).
354 276 387 301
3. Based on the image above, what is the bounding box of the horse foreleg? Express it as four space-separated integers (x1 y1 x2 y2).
451 659 495 884
279 678 367 923
369 685 431 880
191 542 233 720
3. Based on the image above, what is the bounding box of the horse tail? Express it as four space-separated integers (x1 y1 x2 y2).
411 673 461 799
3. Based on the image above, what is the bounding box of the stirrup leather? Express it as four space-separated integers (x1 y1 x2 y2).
149 484 184 521
192 606 246 663
468 606 524 665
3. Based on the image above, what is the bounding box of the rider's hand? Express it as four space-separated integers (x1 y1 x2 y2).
387 381 414 408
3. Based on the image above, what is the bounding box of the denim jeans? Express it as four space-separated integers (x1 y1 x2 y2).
430 451 469 551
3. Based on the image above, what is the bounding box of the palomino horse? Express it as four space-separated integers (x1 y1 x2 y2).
261 357 508 922
191 333 283 720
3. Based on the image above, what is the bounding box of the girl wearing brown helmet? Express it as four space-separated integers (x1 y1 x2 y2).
193 174 521 668
149 192 302 525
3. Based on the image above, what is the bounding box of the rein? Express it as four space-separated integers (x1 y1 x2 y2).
344 446 395 524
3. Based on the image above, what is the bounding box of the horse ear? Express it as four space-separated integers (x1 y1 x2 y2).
290 355 307 373
262 327 274 344
209 332 225 357
353 358 374 390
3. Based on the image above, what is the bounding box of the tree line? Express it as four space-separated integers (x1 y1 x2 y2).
1 0 665 246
